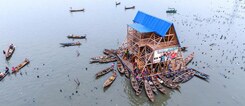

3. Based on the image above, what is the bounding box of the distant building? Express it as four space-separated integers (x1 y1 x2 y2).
119 11 183 72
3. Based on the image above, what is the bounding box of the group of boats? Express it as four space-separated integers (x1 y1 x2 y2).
96 54 174 102
92 48 209 102
1 44 30 81
60 34 86 47
95 66 117 88
114 1 134 10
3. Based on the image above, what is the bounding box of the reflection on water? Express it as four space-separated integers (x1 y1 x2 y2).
0 0 245 105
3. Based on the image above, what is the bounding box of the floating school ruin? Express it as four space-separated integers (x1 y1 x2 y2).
93 11 209 102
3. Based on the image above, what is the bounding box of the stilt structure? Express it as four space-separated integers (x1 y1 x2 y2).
118 11 185 74
93 11 208 102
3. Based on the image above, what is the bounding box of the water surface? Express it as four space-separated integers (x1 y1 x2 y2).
0 0 245 106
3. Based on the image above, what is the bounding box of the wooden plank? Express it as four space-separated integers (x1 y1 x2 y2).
116 54 134 72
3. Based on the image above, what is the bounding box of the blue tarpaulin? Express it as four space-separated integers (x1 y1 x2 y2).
130 11 173 37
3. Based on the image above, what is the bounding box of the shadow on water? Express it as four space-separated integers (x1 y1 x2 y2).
103 86 110 92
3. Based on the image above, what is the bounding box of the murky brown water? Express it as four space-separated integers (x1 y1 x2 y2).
0 0 245 105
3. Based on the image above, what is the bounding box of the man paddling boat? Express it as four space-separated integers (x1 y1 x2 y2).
0 72 4 77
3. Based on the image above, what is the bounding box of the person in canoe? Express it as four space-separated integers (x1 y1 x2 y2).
136 74 142 82
75 41 80 45
24 58 29 62
9 44 14 49
12 67 16 73
0 72 5 78
109 71 117 81
5 66 9 73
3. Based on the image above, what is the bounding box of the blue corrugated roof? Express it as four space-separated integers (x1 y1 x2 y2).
131 11 173 37
128 23 153 33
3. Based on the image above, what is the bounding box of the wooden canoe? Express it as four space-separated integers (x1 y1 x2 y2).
90 60 99 64
181 69 195 83
4 45 15 59
95 67 113 78
166 8 177 13
12 58 30 73
166 9 177 13
151 76 166 94
103 49 116 55
0 72 9 81
144 79 154 102
184 52 194 66
103 71 117 88
117 61 125 74
67 35 86 39
99 58 117 63
148 80 158 94
124 68 129 78
173 71 186 83
60 42 81 46
136 81 143 96
158 74 179 89
91 55 111 60
116 2 121 6
192 68 209 80
70 9 85 12
181 47 187 51
125 6 135 10
130 73 139 93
